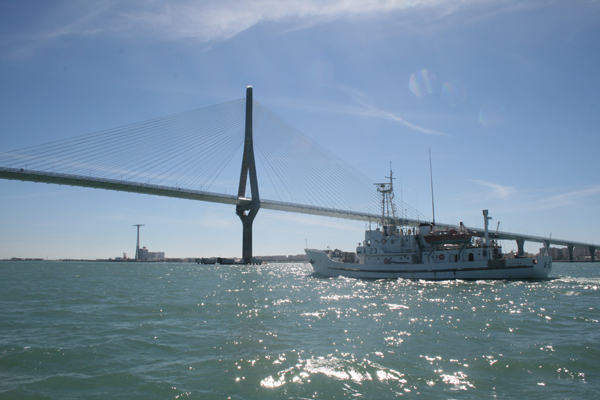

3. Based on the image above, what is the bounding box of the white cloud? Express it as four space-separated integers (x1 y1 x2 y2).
341 85 447 135
118 0 449 42
371 109 446 136
469 181 600 213
273 85 446 136
472 180 516 198
7 0 513 49
523 186 600 211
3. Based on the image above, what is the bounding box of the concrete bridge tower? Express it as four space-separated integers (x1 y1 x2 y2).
236 86 260 264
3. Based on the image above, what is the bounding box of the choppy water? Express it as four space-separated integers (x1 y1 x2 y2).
0 261 598 399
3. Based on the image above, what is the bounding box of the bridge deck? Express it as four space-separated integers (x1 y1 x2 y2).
2 167 597 250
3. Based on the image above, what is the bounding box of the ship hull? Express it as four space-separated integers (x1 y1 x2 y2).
305 249 552 280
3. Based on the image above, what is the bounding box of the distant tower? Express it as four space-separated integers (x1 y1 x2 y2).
133 224 144 260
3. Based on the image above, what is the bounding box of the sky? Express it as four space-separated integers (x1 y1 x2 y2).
1 0 599 259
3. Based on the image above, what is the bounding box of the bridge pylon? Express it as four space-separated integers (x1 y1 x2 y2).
236 86 260 264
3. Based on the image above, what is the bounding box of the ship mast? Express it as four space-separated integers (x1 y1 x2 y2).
429 148 436 226
375 163 398 235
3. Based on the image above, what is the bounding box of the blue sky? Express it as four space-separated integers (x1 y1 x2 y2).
1 0 599 259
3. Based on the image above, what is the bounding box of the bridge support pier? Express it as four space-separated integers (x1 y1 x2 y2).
236 86 260 264
237 206 259 264
568 245 574 262
590 247 596 262
516 238 525 257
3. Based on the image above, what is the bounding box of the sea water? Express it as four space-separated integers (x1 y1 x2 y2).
0 261 598 399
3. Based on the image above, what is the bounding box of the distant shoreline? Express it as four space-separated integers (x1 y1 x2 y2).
2 255 310 263
1 258 597 263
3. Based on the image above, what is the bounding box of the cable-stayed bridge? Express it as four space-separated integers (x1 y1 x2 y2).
0 87 597 262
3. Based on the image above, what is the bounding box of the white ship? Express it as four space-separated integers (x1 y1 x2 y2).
305 169 552 280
